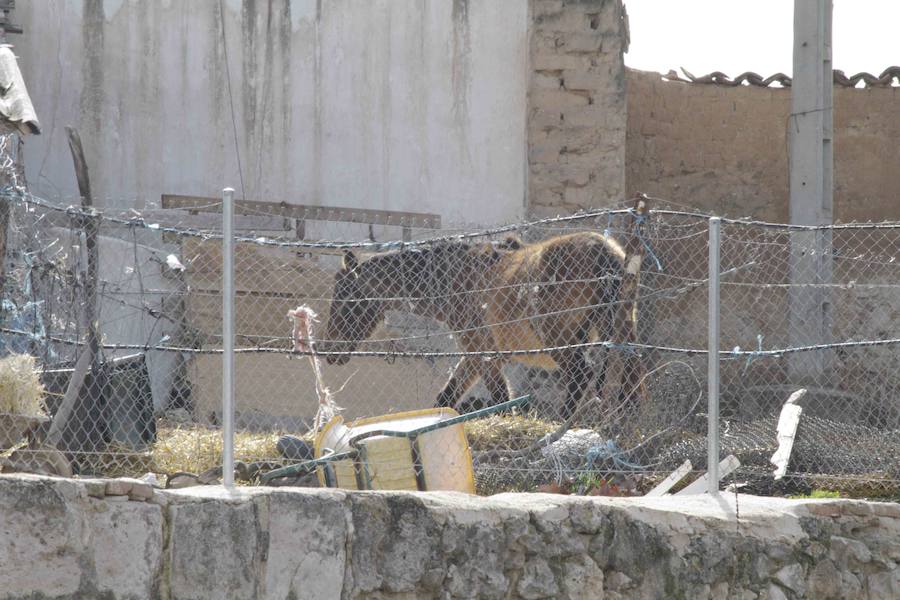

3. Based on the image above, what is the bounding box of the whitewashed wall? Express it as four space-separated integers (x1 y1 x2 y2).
16 0 528 226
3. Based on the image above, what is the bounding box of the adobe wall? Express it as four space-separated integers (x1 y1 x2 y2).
626 69 900 222
527 0 628 217
2 474 898 599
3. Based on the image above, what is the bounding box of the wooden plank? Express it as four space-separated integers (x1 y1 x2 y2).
37 209 290 234
161 194 441 230
675 455 741 496
645 460 692 497
65 127 101 365
44 343 92 449
602 195 649 405
112 209 290 232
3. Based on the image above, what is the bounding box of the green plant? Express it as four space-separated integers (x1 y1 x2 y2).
790 488 841 499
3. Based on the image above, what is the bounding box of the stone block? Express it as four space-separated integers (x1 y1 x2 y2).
517 556 559 599
344 493 447 597
168 497 263 599
532 89 590 111
563 69 608 91
535 10 590 33
563 105 608 128
104 478 134 496
807 559 843 599
82 478 108 498
0 477 87 598
560 555 605 600
533 0 564 18
105 477 154 501
530 108 564 129
867 570 900 599
529 140 562 164
128 482 154 501
533 71 563 90
533 52 587 71
264 490 348 600
88 501 163 600
772 563 806 596
560 32 604 54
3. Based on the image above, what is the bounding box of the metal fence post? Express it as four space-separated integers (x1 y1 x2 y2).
707 217 721 494
222 187 235 488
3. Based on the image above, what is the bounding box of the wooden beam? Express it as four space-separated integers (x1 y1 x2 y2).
602 194 649 407
161 194 441 230
65 127 100 360
63 127 106 460
645 460 693 497
675 455 741 495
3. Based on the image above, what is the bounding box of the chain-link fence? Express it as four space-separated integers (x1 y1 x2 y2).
0 167 898 497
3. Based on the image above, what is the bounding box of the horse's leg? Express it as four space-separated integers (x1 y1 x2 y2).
594 349 609 400
435 356 480 409
479 359 511 408
550 349 592 421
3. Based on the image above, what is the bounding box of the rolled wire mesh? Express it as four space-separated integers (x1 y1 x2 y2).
713 220 900 495
0 175 897 496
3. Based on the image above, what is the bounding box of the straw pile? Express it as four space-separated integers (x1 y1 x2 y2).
150 425 296 475
0 353 46 417
464 414 559 452
145 415 557 478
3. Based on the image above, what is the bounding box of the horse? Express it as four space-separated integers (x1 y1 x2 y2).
321 231 628 419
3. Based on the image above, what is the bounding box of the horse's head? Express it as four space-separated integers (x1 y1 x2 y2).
323 250 384 365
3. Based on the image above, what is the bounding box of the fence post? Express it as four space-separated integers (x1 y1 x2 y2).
222 187 235 488
707 217 721 494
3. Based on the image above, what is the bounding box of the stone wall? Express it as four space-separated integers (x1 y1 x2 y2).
2 474 898 599
626 69 900 222
527 0 628 217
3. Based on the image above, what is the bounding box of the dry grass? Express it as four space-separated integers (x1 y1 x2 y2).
463 414 559 452
150 425 289 475
143 414 557 477
0 354 47 417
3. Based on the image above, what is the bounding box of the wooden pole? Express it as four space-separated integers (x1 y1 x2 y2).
602 194 649 407
55 127 105 458
65 127 101 363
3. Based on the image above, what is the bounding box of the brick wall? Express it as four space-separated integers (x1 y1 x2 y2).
527 0 628 217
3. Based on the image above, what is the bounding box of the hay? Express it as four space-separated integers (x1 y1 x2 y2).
146 414 556 478
0 354 46 418
150 425 291 475
464 414 559 452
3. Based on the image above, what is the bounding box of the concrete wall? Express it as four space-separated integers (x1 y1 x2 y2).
16 0 528 226
626 69 900 222
527 0 627 217
2 474 899 599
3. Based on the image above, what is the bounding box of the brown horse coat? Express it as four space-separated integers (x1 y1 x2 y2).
323 231 627 418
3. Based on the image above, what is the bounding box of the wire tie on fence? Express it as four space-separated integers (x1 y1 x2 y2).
741 334 764 374
603 340 640 356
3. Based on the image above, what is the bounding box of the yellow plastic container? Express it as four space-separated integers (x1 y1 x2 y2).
313 407 476 494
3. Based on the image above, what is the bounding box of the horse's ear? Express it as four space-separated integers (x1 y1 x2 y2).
342 250 359 274
498 235 522 251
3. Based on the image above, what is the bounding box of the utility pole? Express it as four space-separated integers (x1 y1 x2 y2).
788 0 833 383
